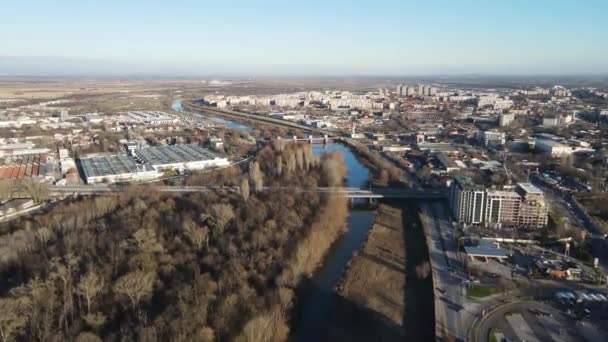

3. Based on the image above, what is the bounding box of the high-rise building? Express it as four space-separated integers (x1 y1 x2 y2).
450 177 548 229
484 190 521 227
396 84 404 97
450 176 486 225
515 183 549 229
418 84 425 96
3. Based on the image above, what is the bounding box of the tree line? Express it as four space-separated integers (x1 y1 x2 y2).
0 142 348 342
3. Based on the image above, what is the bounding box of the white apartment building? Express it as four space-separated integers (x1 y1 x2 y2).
479 130 506 146
450 177 548 229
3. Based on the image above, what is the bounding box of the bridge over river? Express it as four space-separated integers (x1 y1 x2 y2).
50 185 448 200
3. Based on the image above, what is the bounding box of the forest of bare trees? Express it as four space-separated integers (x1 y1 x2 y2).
0 143 348 341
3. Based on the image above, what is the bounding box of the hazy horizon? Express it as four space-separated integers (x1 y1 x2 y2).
2 0 608 76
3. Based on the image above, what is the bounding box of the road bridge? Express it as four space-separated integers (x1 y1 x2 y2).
50 185 448 200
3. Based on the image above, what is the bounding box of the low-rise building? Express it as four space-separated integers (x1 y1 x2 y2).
133 144 229 171
79 154 161 184
535 139 572 157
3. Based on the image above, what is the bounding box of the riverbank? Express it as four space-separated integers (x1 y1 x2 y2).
325 201 435 341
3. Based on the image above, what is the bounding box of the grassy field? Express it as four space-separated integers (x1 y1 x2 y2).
327 201 435 341
338 203 406 325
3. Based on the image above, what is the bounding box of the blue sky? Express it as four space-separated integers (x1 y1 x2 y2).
1 0 607 76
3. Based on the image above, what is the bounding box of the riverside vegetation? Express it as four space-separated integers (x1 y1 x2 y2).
0 142 348 342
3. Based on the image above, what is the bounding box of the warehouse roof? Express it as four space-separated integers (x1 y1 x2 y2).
80 154 154 178
133 144 222 166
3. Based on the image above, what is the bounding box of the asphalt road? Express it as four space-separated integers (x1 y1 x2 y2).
420 201 473 341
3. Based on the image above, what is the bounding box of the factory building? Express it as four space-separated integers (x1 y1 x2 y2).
79 154 161 184
133 144 229 171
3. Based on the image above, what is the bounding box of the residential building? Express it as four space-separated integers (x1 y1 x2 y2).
450 177 548 229
484 190 521 227
499 113 515 127
450 176 486 225
516 183 549 228
479 130 506 146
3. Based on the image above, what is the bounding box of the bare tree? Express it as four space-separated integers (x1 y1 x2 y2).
0 296 30 342
183 218 209 250
286 154 296 174
211 203 235 235
273 139 286 152
35 227 52 249
275 155 283 177
0 180 15 200
75 331 103 342
50 253 79 334
249 161 264 193
114 270 156 309
21 179 50 203
77 271 104 314
240 178 250 202
295 148 304 171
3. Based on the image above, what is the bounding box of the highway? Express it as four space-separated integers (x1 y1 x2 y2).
420 201 472 341
50 184 448 199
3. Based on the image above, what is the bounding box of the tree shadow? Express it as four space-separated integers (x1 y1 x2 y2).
323 291 405 342
401 202 436 342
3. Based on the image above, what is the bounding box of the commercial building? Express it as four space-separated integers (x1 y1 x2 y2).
535 139 572 157
79 154 161 184
133 144 229 171
449 177 548 229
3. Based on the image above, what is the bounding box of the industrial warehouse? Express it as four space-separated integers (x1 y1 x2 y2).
132 144 230 171
79 154 161 184
79 144 229 184
0 154 53 180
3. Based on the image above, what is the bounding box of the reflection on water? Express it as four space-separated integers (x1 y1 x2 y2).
293 144 374 341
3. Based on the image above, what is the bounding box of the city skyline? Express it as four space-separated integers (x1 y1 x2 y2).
2 0 608 76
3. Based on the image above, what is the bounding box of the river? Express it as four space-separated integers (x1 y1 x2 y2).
172 98 377 340
291 144 375 341
171 99 252 131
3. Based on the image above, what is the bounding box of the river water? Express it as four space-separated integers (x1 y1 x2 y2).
171 98 376 340
171 99 252 131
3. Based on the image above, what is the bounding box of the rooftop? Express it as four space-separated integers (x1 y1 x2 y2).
80 154 155 178
517 182 544 195
134 144 223 166
454 175 485 190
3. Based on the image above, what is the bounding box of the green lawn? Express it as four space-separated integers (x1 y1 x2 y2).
467 284 501 298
